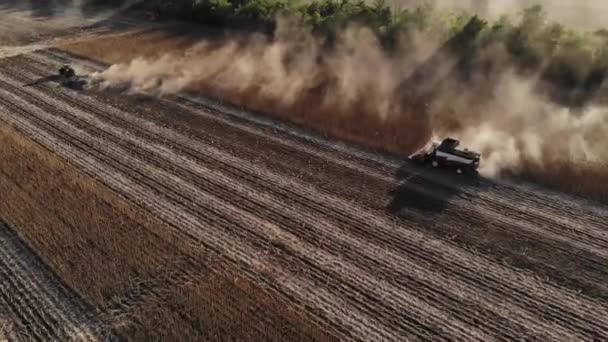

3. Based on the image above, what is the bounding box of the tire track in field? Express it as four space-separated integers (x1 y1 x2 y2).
0 221 112 341
1 70 608 340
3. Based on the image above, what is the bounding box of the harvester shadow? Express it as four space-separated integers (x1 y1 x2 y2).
386 160 480 217
24 75 61 87
23 75 88 91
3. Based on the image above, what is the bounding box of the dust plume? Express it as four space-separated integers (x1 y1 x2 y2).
430 70 608 178
90 14 608 188
92 16 437 153
391 0 608 30
6 0 138 18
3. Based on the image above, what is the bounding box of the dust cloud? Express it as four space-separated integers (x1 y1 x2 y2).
432 71 608 177
5 0 137 18
91 14 608 180
391 0 608 30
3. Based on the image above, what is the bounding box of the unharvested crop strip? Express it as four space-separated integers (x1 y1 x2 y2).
0 121 201 323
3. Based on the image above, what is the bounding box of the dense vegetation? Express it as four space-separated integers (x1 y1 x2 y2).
146 0 608 107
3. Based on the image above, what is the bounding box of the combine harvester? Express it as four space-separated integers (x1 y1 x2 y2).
409 137 481 175
58 64 88 89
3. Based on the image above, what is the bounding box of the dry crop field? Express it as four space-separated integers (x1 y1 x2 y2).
0 3 608 342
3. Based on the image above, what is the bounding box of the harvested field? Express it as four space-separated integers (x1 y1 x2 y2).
0 44 607 340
